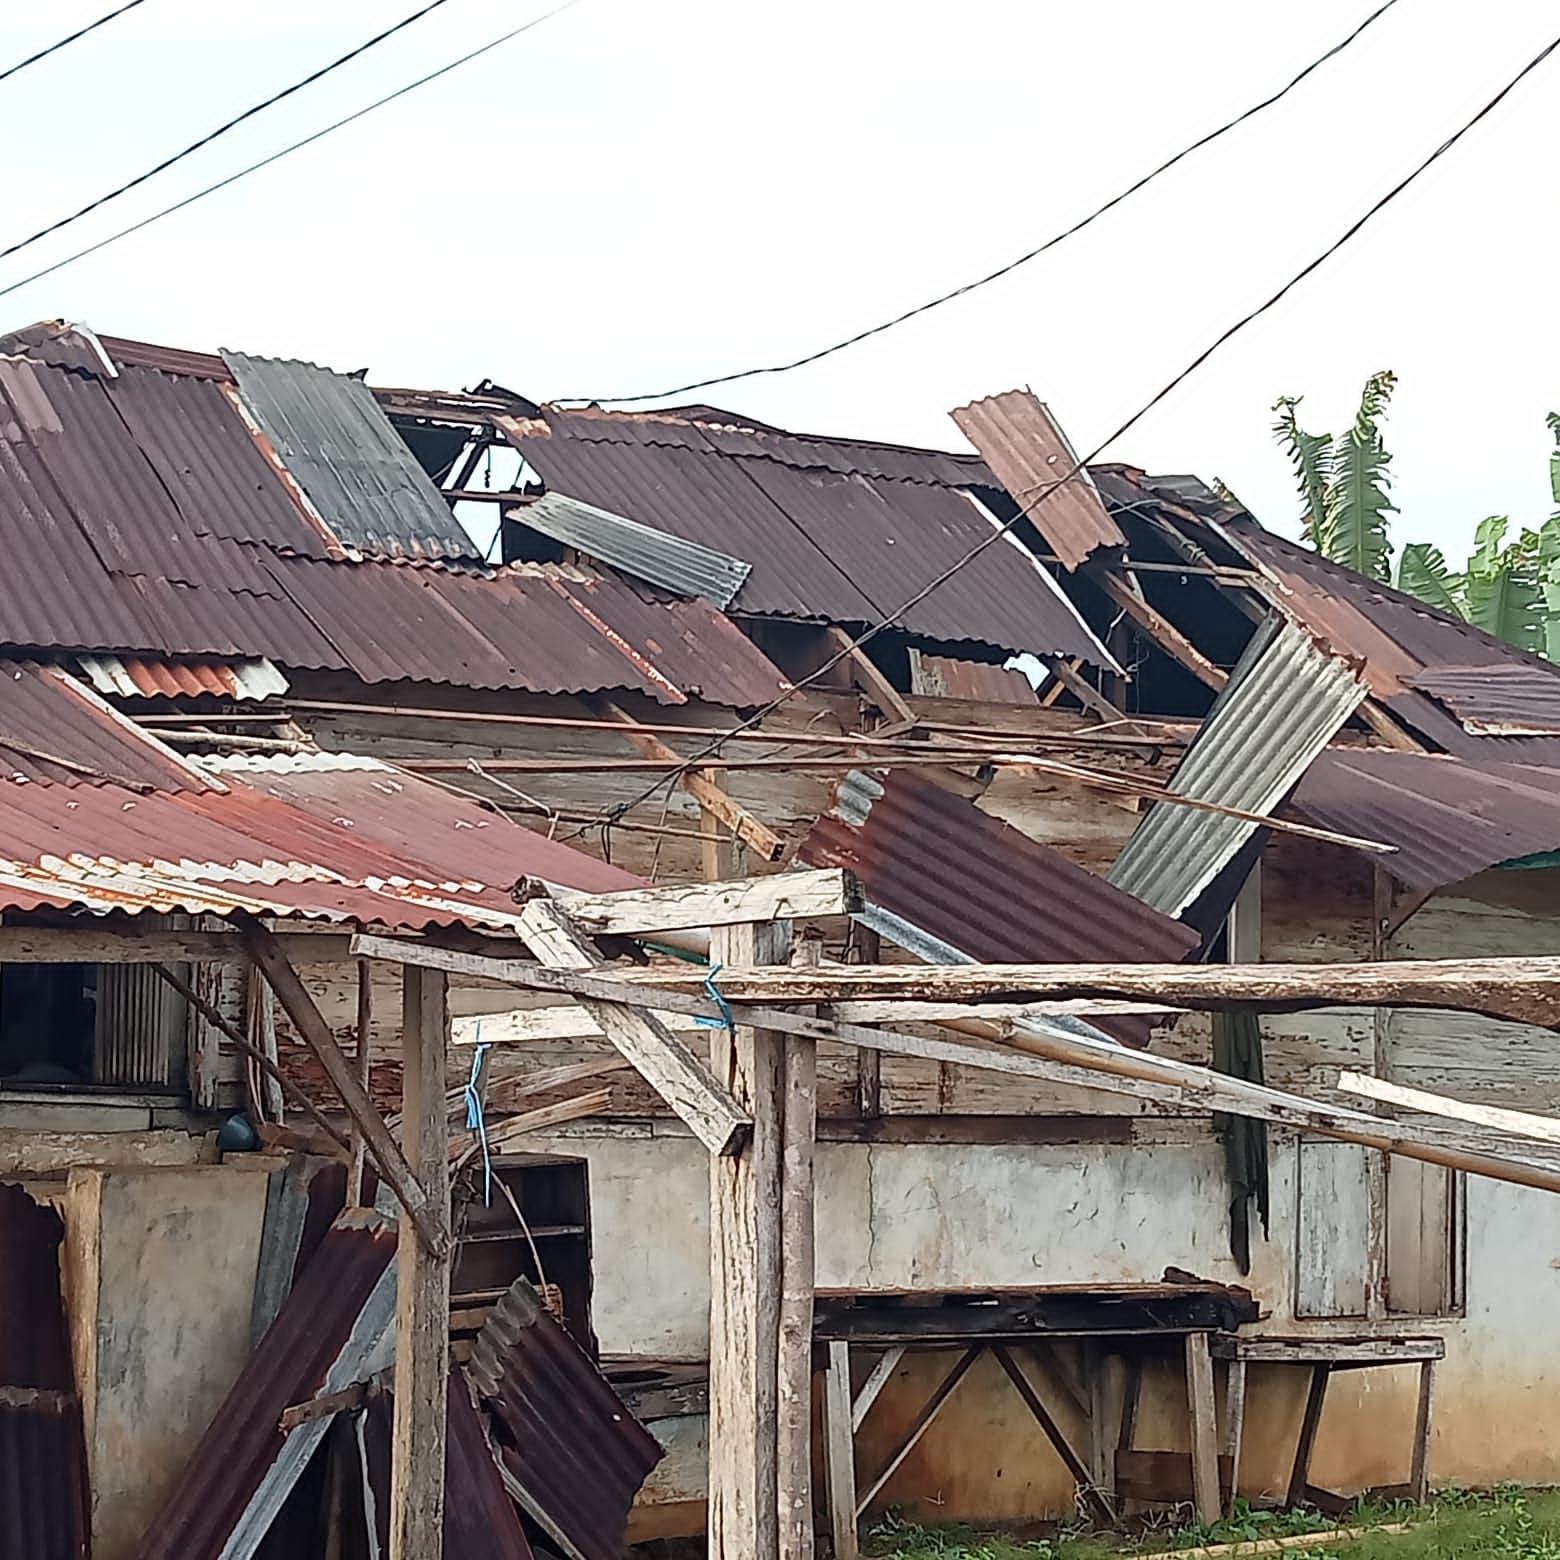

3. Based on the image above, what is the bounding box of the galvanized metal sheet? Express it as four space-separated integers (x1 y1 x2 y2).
225 351 481 563
1108 617 1368 916
515 490 752 608
950 390 1125 570
76 655 290 703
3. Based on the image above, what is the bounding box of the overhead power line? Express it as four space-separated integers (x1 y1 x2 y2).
0 0 584 303
0 0 153 87
580 25 1560 836
0 0 460 266
577 0 1405 406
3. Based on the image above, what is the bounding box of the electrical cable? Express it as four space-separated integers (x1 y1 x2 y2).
0 0 584 303
576 0 1405 404
0 0 461 266
577 25 1560 835
0 0 152 86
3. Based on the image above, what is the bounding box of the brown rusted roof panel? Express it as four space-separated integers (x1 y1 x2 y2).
1293 749 1560 890
950 391 1125 570
136 1212 397 1560
799 768 1198 1044
1406 662 1560 736
470 1279 663 1560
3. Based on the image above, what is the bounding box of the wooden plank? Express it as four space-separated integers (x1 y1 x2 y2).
707 917 788 1560
1132 1525 1414 1560
514 899 751 1157
1186 1332 1221 1525
823 1342 859 1560
597 699 785 860
1210 1336 1444 1366
1287 1366 1331 1508
1040 655 1133 725
350 958 372 1207
451 1090 612 1169
546 868 859 937
242 926 443 1256
829 625 916 726
1409 1360 1436 1502
1100 573 1228 690
779 935 819 1560
994 1345 1115 1526
852 1347 905 1432
1340 1071 1560 1145
390 966 452 1560
1222 1358 1247 1516
0 928 354 964
450 1004 702 1046
856 1347 982 1516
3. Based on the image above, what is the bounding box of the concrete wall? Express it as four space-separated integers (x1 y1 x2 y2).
61 1164 271 1560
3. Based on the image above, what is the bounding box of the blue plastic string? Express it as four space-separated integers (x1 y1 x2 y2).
463 1024 493 1205
694 961 735 1034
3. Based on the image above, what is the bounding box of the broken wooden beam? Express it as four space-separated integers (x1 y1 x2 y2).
544 867 858 937
1099 572 1228 690
1337 1071 1560 1145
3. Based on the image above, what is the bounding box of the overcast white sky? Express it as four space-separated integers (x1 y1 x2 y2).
3 0 1557 558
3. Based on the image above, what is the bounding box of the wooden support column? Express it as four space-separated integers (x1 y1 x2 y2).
1287 1366 1331 1508
1185 1332 1221 1525
1221 1356 1248 1516
822 1342 859 1560
1409 1359 1436 1502
708 916 791 1559
390 966 452 1560
350 957 373 1207
847 923 882 1120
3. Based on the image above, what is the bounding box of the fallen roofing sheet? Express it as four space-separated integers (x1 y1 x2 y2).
503 407 1113 662
799 768 1197 1044
1406 662 1560 737
76 654 290 703
1109 617 1368 916
950 390 1125 570
0 1187 90 1560
1292 750 1560 890
511 489 753 608
469 1277 664 1560
224 351 481 563
136 1210 398 1560
0 660 215 790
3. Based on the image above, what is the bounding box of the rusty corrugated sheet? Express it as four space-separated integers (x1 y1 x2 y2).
505 408 1113 663
950 390 1125 570
1405 663 1560 736
136 1211 398 1560
799 768 1196 1045
470 1278 663 1560
225 352 482 563
1292 750 1560 890
1109 617 1368 916
0 660 214 789
76 655 290 703
0 1186 90 1560
909 650 1038 703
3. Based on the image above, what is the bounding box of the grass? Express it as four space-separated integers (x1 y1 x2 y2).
865 1487 1560 1560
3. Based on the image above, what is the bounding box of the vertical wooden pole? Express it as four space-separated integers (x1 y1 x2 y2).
349 958 373 1207
847 923 881 1120
708 917 790 1560
1221 1357 1247 1517
1409 1359 1436 1502
822 1341 859 1560
1286 1366 1330 1509
1185 1332 1220 1525
390 966 451 1560
1367 866 1393 1319
780 934 821 1560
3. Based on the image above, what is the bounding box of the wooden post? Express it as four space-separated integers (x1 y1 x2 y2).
1287 1366 1330 1508
390 966 451 1560
1185 1332 1221 1525
780 935 821 1560
847 923 882 1120
708 917 790 1559
822 1342 859 1560
1409 1359 1436 1502
350 958 373 1207
1221 1358 1248 1517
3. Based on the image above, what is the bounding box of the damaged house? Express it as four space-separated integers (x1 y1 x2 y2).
3 320 1560 1557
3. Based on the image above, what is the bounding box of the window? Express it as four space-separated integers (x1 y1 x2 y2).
1385 1158 1464 1316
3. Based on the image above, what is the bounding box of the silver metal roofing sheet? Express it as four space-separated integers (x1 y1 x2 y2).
224 351 481 562
514 490 752 608
1108 617 1368 916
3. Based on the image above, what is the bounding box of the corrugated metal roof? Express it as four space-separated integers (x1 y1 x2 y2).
800 768 1198 1045
513 490 752 608
136 1211 398 1560
77 654 290 702
950 391 1125 570
1292 750 1560 890
469 1278 664 1560
505 408 1112 661
0 660 216 790
1108 618 1368 916
1406 663 1560 736
225 351 482 563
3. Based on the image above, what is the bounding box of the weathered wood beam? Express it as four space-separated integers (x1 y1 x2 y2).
596 700 785 860
828 625 916 726
0 927 354 964
1040 655 1133 725
391 966 452 1560
450 1004 702 1045
1099 572 1228 690
243 925 445 1257
451 1089 613 1170
1337 1071 1560 1145
512 900 751 1157
544 868 858 937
